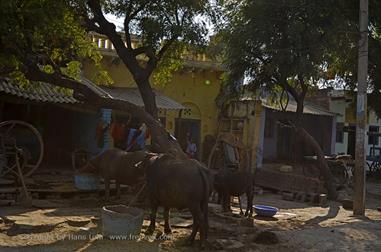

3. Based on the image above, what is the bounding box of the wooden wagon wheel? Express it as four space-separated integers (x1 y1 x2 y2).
0 120 44 177
208 133 248 171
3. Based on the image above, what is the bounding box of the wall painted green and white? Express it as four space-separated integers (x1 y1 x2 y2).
330 94 381 156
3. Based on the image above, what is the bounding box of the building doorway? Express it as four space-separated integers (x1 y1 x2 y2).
346 125 356 158
175 118 201 159
277 125 295 160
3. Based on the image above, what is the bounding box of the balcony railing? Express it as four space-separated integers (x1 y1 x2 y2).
91 34 211 63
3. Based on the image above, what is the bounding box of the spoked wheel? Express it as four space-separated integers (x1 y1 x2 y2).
0 120 44 178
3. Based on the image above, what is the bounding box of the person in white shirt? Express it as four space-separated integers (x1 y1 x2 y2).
186 138 197 159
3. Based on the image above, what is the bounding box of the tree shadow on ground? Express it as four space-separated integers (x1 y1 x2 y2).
253 215 279 222
6 222 61 236
303 202 340 226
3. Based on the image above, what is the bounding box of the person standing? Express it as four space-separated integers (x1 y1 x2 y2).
186 138 197 159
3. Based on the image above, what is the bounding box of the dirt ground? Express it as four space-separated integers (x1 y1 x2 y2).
1 184 381 252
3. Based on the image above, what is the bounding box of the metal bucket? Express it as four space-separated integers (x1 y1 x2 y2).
101 205 144 238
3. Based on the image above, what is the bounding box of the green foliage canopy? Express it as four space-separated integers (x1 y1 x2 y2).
0 0 213 89
0 0 112 88
218 0 381 119
219 0 358 104
74 0 213 87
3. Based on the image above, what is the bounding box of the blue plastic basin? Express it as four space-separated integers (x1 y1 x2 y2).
254 205 278 217
74 173 99 190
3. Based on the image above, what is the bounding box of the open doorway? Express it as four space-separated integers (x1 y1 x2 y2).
346 125 356 158
277 124 295 160
175 118 201 159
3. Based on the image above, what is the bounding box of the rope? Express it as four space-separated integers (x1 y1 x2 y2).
126 182 146 208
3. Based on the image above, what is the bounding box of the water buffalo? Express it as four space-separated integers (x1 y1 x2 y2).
141 154 213 247
214 169 254 216
79 149 147 200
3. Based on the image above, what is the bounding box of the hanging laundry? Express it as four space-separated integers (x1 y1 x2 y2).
126 123 148 151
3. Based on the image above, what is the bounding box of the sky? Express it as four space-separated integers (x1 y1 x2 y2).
104 13 215 37
105 14 124 30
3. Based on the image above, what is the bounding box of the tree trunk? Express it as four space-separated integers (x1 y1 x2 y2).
294 99 337 199
83 0 185 156
133 74 177 155
104 49 177 154
96 96 186 158
135 78 159 119
295 126 338 199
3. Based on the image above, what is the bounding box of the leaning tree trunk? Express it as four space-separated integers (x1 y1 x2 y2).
24 67 187 158
294 126 338 199
133 75 183 156
135 78 159 120
83 0 187 156
98 95 185 158
294 100 337 199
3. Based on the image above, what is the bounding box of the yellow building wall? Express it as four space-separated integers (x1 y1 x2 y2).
83 55 223 147
223 100 264 171
156 69 222 139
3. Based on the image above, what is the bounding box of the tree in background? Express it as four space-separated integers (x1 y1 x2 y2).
76 0 211 119
0 0 213 155
216 0 365 199
327 0 381 118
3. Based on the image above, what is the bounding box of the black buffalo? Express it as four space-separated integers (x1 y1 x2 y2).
214 169 254 216
79 149 147 200
142 154 213 247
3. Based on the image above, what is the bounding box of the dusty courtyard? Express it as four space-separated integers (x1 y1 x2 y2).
1 186 381 252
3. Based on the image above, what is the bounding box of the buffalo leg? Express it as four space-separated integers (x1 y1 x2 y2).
115 181 121 199
221 191 226 211
187 206 201 245
146 205 158 234
104 178 110 201
238 196 244 215
211 190 218 203
201 200 209 241
245 187 254 217
163 207 172 234
187 205 207 248
222 192 230 212
198 207 206 248
216 190 222 204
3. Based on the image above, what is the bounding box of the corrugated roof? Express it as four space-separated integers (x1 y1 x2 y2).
102 86 186 110
262 100 336 117
0 78 77 104
0 78 185 110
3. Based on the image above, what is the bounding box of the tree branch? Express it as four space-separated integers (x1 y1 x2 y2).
86 0 143 75
298 74 308 99
280 77 300 103
144 47 157 77
157 36 178 62
87 0 125 52
23 63 186 157
133 46 151 56
84 18 104 34
129 1 150 20
123 0 150 49
174 6 180 26
124 15 132 49
24 64 156 133
25 64 99 100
